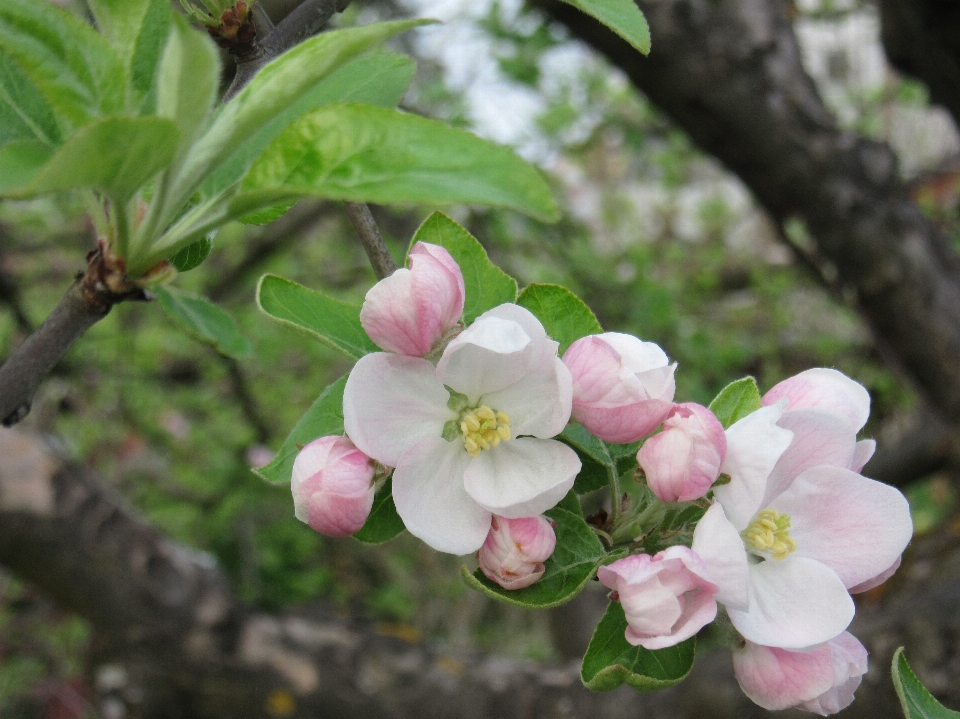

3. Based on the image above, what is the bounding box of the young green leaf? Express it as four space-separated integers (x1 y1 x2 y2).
354 477 406 544
202 52 417 199
708 376 762 429
892 647 960 719
130 0 173 112
0 50 62 149
256 274 379 360
155 286 252 359
169 236 213 272
238 104 560 223
0 140 53 195
0 0 125 129
559 422 613 493
87 0 151 67
581 601 695 692
3 116 180 202
560 0 651 55
461 506 621 608
516 283 602 354
254 376 347 485
411 212 518 323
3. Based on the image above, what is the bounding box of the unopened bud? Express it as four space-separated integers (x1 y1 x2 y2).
478 515 556 590
291 436 375 537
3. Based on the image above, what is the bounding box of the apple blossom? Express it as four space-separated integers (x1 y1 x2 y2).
562 333 676 444
692 383 913 650
359 241 465 357
637 402 726 502
733 632 868 715
597 547 719 650
344 303 581 555
291 436 376 537
478 515 556 590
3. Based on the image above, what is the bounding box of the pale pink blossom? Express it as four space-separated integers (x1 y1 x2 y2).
597 547 718 650
733 632 868 715
291 436 375 537
692 376 913 650
359 241 465 357
344 304 580 555
478 515 556 589
562 333 676 444
637 402 726 502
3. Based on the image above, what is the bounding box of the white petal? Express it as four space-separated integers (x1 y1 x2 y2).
692 503 750 610
728 557 854 649
600 333 669 373
715 406 793 529
437 316 533 402
463 438 580 517
762 368 871 433
482 357 573 438
392 437 492 555
477 303 548 343
850 439 876 473
770 465 913 589
343 353 453 467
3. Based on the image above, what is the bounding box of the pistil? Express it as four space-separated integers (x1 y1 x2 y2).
460 405 511 457
742 509 796 560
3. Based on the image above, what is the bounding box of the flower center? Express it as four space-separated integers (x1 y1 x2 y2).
460 405 512 457
741 509 797 561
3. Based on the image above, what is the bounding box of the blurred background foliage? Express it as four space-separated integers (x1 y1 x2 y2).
2 0 960 715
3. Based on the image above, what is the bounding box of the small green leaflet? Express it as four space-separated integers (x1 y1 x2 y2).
560 0 651 55
0 50 61 149
169 236 213 272
354 477 406 544
581 601 695 692
893 648 960 719
154 285 252 359
238 104 560 223
254 376 347 485
411 212 517 324
0 140 53 195
708 376 762 429
461 506 625 608
130 0 172 112
256 274 379 360
516 283 601 354
86 0 151 67
558 423 640 494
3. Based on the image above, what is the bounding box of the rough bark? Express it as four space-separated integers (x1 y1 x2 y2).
536 0 960 427
0 427 957 719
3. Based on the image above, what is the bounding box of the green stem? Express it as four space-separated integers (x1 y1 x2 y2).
602 442 622 529
113 199 130 260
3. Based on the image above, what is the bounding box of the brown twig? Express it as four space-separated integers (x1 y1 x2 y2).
344 202 397 280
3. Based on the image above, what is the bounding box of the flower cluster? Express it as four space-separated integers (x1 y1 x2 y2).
288 239 913 716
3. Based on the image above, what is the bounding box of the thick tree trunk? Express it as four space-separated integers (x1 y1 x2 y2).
536 0 960 429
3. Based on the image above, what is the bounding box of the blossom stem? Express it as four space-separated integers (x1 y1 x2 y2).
602 442 622 529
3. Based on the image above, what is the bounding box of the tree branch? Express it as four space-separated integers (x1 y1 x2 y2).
344 202 397 280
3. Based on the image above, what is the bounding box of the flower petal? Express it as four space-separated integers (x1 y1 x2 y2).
770 465 913 589
850 439 875 473
691 503 750 610
482 357 573 438
343 353 453 467
847 556 901 594
733 640 836 711
714 406 793 530
762 368 870 433
463 438 580 517
727 556 854 649
392 436 492 554
437 315 533 402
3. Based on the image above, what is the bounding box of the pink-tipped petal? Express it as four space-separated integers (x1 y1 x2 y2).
762 368 871 433
292 436 375 537
733 641 836 711
848 556 901 594
478 515 556 590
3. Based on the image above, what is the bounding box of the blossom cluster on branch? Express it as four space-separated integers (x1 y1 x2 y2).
287 231 913 715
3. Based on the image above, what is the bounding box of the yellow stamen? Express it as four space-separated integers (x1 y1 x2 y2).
460 405 512 457
742 509 797 560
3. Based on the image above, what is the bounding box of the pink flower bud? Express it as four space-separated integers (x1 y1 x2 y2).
291 436 375 537
637 403 727 502
733 632 868 715
562 333 676 444
597 547 718 650
478 515 556 590
359 241 465 357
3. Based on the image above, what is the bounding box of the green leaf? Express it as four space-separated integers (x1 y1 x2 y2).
893 647 960 719
202 52 417 199
559 422 612 494
354 477 406 544
556 488 584 517
157 14 220 152
560 0 651 55
87 0 150 67
411 212 518 323
0 49 61 148
581 601 695 692
0 0 125 129
256 274 379 360
254 376 347 485
154 285 252 359
169 236 213 272
174 19 431 199
461 506 619 608
238 200 298 226
708 376 762 429
238 104 559 222
0 140 53 195
130 0 173 112
5 116 180 202
516 283 601 354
